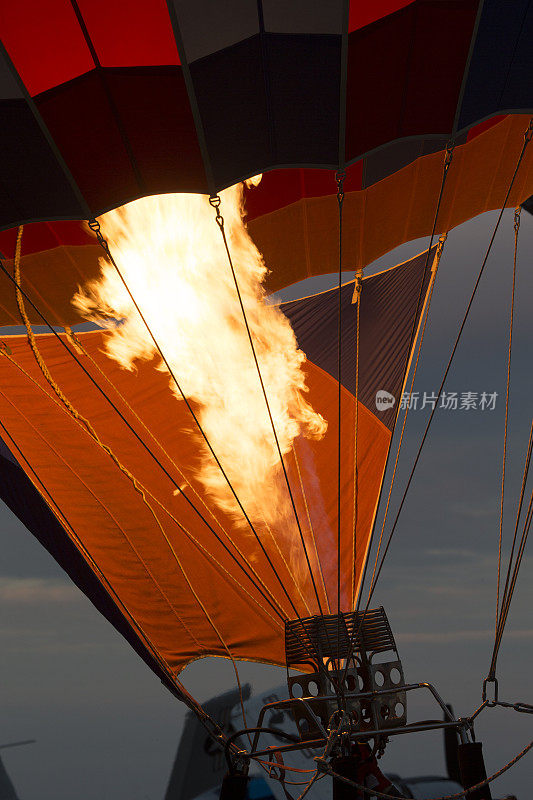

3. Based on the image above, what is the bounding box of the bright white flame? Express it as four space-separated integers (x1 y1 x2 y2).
73 181 327 536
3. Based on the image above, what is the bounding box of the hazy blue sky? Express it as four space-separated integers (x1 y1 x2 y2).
1 209 532 799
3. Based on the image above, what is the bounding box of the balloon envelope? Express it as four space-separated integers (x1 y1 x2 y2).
1 1 533 689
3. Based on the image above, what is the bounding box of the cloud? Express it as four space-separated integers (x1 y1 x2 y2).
0 577 78 603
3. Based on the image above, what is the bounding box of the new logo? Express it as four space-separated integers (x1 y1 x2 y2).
375 390 395 411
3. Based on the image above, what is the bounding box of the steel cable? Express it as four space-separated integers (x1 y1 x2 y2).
367 118 533 607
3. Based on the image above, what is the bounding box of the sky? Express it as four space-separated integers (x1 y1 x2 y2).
1 208 533 799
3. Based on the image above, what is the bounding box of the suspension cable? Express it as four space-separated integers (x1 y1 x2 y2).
366 235 446 603
0 242 289 624
87 218 306 620
498 415 533 624
9 234 339 734
4 226 335 738
292 442 331 613
489 466 533 679
355 141 455 617
59 327 285 617
367 117 533 605
88 217 340 687
336 168 346 627
0 418 233 754
1 344 287 631
12 228 288 654
485 412 533 689
495 206 520 637
206 194 342 690
208 194 326 619
351 267 363 609
322 737 533 799
341 144 455 689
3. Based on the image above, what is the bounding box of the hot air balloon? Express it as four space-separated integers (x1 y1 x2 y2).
1 2 533 798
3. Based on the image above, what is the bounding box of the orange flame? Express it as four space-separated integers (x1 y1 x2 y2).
73 180 327 537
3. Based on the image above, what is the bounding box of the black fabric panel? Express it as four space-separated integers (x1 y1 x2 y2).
189 35 270 189
172 0 259 63
521 194 533 215
281 248 434 430
0 435 173 691
190 32 341 189
361 133 467 188
262 0 344 34
105 68 208 196
458 0 533 130
0 99 85 226
0 43 23 100
345 1 479 162
265 33 340 165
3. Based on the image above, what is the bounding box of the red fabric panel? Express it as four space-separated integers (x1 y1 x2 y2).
244 162 363 222
0 0 94 96
345 1 479 160
466 115 507 142
75 0 180 66
348 0 415 32
36 71 139 212
35 68 207 211
0 221 93 257
104 69 206 195
1 0 180 97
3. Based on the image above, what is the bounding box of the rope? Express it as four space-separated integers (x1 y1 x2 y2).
0 415 232 754
13 227 172 554
336 168 346 677
0 241 288 623
341 234 449 691
489 391 533 676
351 268 363 609
261 513 313 616
206 195 343 691
208 195 326 618
499 416 533 619
0 346 287 631
89 217 306 622
253 759 317 775
64 326 285 616
354 141 455 621
366 235 446 602
295 771 321 799
292 442 332 614
12 233 259 742
336 169 346 620
490 474 533 677
367 117 533 605
322 738 533 799
495 207 520 639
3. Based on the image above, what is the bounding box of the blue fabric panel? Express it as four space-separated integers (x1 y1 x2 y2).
458 0 533 130
0 434 172 690
280 248 434 430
